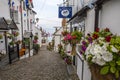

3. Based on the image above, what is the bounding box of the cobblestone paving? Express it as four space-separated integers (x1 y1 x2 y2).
0 46 79 80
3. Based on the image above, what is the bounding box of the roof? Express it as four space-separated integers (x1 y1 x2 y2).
67 6 90 23
92 0 111 5
0 17 9 30
9 20 18 30
23 32 33 38
53 27 62 36
32 10 37 14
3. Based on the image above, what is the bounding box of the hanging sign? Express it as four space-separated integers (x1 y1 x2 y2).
58 7 72 18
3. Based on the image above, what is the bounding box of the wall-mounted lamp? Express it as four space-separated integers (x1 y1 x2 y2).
36 18 39 23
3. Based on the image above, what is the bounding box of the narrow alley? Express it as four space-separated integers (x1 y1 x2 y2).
0 46 79 80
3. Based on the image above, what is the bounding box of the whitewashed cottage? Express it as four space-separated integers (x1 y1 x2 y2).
66 0 120 80
0 0 37 66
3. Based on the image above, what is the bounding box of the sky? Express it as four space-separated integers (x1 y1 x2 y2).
33 0 63 41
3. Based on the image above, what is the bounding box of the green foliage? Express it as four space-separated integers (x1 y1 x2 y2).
9 41 14 45
34 36 38 40
100 66 110 75
110 66 116 73
23 38 30 44
33 43 40 51
71 31 82 41
110 36 120 50
61 30 69 36
115 70 119 78
0 34 3 39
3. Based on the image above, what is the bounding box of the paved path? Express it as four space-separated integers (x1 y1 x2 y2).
0 46 79 80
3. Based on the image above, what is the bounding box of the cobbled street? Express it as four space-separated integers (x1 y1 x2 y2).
0 46 79 80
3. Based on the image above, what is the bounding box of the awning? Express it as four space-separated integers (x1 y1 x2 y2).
9 20 18 30
0 17 9 30
23 32 33 38
67 6 90 23
92 0 111 5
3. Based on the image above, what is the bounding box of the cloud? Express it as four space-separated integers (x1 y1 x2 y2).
33 0 63 35
46 0 63 7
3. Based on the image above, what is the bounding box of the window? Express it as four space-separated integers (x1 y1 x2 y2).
13 10 19 23
10 9 19 23
23 1 26 11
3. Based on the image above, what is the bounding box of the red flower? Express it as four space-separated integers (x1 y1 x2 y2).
72 36 76 39
95 28 99 32
105 36 111 42
92 33 99 39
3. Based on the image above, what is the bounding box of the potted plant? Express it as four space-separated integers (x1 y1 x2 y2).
61 30 69 36
9 41 14 47
0 34 3 39
34 35 38 40
80 28 120 80
33 43 40 54
13 31 19 37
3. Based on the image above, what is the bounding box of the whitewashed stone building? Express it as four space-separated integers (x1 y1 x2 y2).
66 0 120 80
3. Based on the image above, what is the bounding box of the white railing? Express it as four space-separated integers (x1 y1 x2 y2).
76 44 91 80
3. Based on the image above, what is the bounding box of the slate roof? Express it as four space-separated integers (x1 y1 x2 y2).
0 17 9 30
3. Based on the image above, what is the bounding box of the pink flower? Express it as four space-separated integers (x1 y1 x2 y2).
33 40 38 43
66 34 72 40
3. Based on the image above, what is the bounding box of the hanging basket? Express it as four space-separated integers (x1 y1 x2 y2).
71 45 76 56
89 64 117 80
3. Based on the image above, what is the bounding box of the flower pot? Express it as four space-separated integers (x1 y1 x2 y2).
89 64 116 80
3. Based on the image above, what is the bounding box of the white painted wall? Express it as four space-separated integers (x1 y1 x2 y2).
85 9 95 35
70 0 83 16
54 36 61 52
0 0 10 19
14 0 22 41
99 0 120 35
0 32 6 54
34 27 42 47
54 28 63 52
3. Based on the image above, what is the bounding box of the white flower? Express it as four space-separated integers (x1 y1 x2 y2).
111 45 119 53
95 58 106 66
102 51 113 62
85 43 92 55
93 44 102 54
91 56 96 63
86 54 92 60
95 53 102 59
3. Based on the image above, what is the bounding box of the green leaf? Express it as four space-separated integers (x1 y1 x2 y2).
109 61 116 66
115 70 119 78
110 66 116 73
116 60 120 65
100 66 110 75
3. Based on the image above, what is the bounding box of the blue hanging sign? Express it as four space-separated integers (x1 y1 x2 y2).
26 0 29 8
58 7 72 18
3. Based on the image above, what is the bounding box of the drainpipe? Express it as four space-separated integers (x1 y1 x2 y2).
94 5 102 31
20 0 23 41
70 22 72 33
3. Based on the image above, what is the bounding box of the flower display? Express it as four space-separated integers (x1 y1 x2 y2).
80 28 120 79
13 31 19 37
62 30 83 55
62 31 82 45
0 34 3 39
64 56 72 65
61 30 69 36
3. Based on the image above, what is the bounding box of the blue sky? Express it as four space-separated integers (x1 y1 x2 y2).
33 0 63 36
